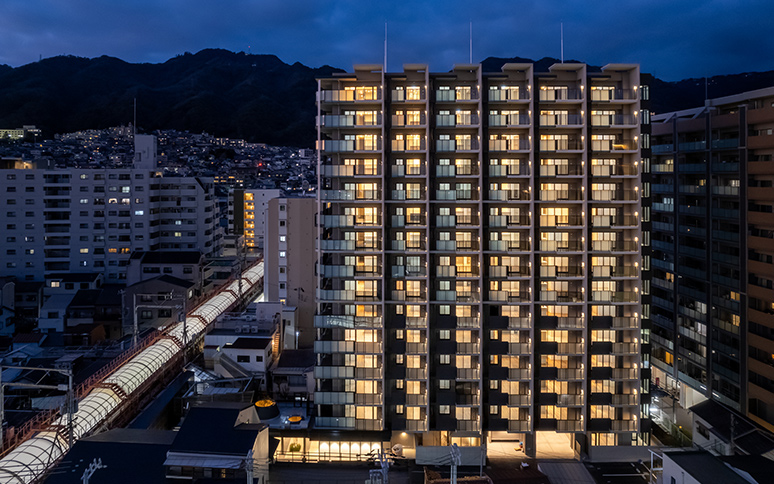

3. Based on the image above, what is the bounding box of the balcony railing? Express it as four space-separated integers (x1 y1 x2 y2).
391 87 426 102
489 190 530 201
489 164 529 176
391 139 427 152
488 114 530 127
539 138 583 151
558 368 584 380
320 189 381 201
539 88 583 101
318 88 382 103
318 114 382 128
612 368 639 380
391 113 426 127
556 420 584 432
591 164 638 176
590 114 637 126
436 139 480 152
508 369 531 380
436 114 480 127
488 240 530 251
489 88 530 102
591 291 638 303
540 114 583 126
557 394 583 406
320 164 381 177
489 139 530 151
318 139 382 153
591 139 637 152
489 291 530 302
590 88 637 101
436 88 480 102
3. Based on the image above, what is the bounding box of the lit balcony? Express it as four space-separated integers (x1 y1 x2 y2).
456 368 480 380
436 113 480 127
591 139 637 152
508 421 531 432
315 391 354 404
591 164 638 177
488 189 530 201
320 189 381 201
540 266 584 278
391 87 426 102
314 366 354 379
318 88 382 103
540 113 583 127
317 139 382 153
590 114 637 127
489 163 529 177
590 88 637 102
611 420 638 432
556 343 585 354
611 343 639 354
489 139 530 152
489 113 530 127
556 420 584 432
539 138 583 152
391 113 426 127
557 394 583 406
435 88 480 102
391 138 427 152
317 114 382 128
488 239 530 251
489 87 529 102
436 139 480 152
612 394 638 405
557 368 584 380
508 343 531 354
489 291 530 303
489 266 530 278
591 291 638 303
435 189 477 201
539 88 583 101
508 369 531 380
539 189 583 201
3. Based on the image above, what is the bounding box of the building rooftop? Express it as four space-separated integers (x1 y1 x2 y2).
131 250 202 264
170 404 266 455
226 337 272 350
666 451 749 484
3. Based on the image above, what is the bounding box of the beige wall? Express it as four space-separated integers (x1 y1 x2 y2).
266 198 316 348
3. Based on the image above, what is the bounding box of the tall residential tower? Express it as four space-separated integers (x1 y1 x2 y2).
316 63 650 456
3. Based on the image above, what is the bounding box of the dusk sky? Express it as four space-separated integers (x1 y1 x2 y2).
2 0 772 81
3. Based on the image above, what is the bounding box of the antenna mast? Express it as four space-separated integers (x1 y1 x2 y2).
560 23 564 63
384 22 388 72
469 21 473 64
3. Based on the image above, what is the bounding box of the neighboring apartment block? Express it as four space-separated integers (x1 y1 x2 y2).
229 189 282 250
0 161 223 282
316 62 650 455
265 197 316 348
651 87 774 430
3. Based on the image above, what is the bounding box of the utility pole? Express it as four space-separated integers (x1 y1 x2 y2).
0 365 75 451
450 443 461 484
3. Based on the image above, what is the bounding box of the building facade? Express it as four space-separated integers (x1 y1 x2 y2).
229 189 283 250
265 197 316 348
316 62 650 454
650 87 774 430
0 166 222 282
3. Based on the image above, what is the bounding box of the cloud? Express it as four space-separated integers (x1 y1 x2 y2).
0 0 772 80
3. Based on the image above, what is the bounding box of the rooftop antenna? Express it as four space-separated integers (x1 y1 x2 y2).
133 98 137 137
560 22 564 63
384 22 388 72
469 21 473 64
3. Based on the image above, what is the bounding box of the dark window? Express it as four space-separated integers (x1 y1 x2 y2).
237 355 250 363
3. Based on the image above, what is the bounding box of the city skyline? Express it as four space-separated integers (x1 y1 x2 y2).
0 0 772 81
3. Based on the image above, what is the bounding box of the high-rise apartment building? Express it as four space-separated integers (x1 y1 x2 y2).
315 63 650 455
0 161 222 282
651 87 774 430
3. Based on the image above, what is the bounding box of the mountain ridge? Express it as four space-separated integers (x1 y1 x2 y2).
1 49 772 147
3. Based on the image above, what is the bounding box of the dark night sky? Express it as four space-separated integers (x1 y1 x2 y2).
1 0 772 80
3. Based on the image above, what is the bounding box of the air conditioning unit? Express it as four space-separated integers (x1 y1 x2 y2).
235 327 242 334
